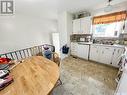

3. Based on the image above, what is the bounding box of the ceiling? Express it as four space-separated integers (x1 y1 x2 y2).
57 0 106 12
15 0 127 20
20 0 127 13
57 0 127 13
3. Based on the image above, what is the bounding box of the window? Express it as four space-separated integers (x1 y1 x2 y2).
92 21 124 37
92 11 127 37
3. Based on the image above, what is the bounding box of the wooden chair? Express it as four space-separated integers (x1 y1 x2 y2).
52 52 60 66
42 44 62 87
48 52 62 95
52 53 62 87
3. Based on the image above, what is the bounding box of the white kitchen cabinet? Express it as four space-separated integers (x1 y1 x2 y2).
98 46 114 64
89 45 124 67
72 17 91 34
77 44 89 60
89 45 99 62
71 42 78 56
111 48 124 67
71 43 124 67
80 17 91 34
73 19 80 34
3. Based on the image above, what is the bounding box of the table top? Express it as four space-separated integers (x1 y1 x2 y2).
0 56 59 95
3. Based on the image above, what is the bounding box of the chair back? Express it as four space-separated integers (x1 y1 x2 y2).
42 44 55 52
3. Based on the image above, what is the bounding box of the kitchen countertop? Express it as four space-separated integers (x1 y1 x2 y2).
91 44 125 48
72 42 125 48
77 42 93 45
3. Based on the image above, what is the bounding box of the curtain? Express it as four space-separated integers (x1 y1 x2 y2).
93 11 127 25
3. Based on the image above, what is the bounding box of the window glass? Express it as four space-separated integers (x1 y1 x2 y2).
92 21 124 37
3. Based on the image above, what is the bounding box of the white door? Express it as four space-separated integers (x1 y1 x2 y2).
80 17 91 34
52 33 60 56
89 45 99 62
73 19 81 34
77 44 89 60
99 46 114 64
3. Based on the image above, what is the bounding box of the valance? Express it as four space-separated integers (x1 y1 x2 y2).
93 11 127 25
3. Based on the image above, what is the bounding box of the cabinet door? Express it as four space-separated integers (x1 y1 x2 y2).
99 46 114 64
71 43 78 56
73 19 80 34
77 44 89 60
111 48 124 67
80 17 91 34
89 45 99 61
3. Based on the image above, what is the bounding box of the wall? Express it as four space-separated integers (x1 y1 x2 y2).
0 0 57 54
58 11 73 59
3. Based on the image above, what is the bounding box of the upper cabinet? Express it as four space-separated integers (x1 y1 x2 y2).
72 17 91 34
73 19 81 34
80 17 91 34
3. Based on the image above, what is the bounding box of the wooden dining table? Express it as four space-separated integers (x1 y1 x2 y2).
0 56 59 95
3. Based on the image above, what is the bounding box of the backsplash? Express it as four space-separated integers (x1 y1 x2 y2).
70 34 93 42
70 33 127 45
93 35 127 45
93 37 120 45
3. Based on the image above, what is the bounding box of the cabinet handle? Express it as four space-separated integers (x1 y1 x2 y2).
112 49 116 55
105 48 109 49
112 51 115 55
118 49 120 53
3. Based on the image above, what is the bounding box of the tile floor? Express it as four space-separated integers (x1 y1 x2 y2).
53 56 118 95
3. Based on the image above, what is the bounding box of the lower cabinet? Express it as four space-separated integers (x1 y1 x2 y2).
98 46 114 64
89 45 99 62
77 44 89 60
71 43 124 68
111 48 124 67
71 43 89 60
90 45 124 67
71 42 78 56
